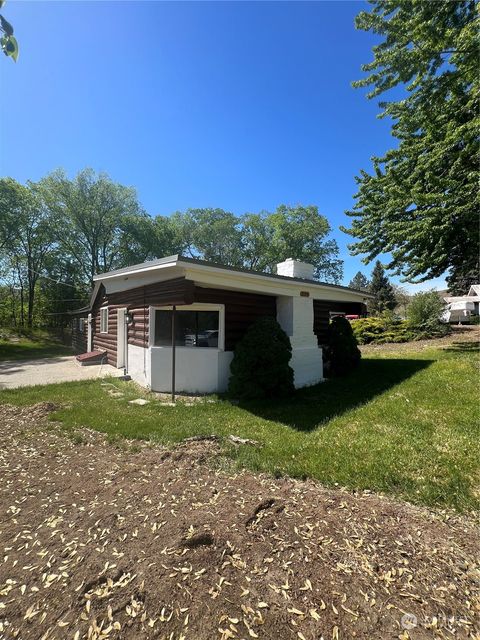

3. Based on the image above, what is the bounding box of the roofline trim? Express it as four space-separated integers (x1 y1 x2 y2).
92 254 374 299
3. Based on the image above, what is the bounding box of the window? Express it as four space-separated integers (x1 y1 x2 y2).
153 308 220 348
79 318 85 333
100 307 108 333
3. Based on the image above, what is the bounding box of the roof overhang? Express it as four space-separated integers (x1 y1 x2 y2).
91 255 373 303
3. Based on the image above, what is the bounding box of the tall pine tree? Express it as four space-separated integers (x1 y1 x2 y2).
342 1 479 294
369 261 396 315
348 271 370 291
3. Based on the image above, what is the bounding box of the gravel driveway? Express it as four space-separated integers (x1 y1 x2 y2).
0 355 120 389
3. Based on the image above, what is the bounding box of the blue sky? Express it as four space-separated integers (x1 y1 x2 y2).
0 1 445 290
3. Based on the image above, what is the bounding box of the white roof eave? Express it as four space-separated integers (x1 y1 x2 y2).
90 255 373 302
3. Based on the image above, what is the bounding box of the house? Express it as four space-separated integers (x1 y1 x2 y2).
443 285 480 323
71 256 371 393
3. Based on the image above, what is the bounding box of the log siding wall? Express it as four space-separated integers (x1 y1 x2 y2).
193 286 277 351
83 275 365 366
89 278 195 366
313 300 367 345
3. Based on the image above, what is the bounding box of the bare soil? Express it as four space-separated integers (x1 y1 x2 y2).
0 403 478 640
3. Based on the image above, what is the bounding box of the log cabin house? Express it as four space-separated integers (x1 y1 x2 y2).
71 256 371 393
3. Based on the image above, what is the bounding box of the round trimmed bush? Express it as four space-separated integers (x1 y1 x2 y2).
228 317 294 399
325 316 361 376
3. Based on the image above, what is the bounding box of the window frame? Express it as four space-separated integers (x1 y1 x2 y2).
149 304 225 351
100 307 109 334
79 317 85 333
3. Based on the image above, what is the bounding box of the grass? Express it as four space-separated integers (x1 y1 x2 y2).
0 332 72 361
0 340 478 512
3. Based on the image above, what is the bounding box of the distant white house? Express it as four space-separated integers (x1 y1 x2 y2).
443 285 480 323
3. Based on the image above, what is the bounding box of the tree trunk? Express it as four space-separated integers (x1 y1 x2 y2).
27 284 35 328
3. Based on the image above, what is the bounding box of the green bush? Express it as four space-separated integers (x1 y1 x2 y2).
351 297 450 345
325 316 361 376
407 291 447 332
228 317 295 399
351 315 414 345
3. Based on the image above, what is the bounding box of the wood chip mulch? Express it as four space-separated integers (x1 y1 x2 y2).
0 403 478 640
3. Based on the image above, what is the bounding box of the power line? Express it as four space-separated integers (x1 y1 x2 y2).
26 267 79 289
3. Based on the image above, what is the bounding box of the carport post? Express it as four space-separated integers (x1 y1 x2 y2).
171 305 176 403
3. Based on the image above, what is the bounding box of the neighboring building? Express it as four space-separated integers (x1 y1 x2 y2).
443 285 480 323
71 256 371 393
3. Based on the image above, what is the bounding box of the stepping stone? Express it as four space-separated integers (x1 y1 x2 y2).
107 389 124 397
128 398 149 406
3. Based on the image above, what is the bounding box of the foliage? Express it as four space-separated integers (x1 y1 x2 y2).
352 299 450 344
325 316 361 375
2 338 478 511
0 2 18 62
342 1 479 292
0 178 53 327
368 261 396 315
392 284 410 319
262 205 342 282
348 271 370 291
37 169 151 286
172 205 343 283
352 315 415 345
407 290 447 332
0 168 342 328
228 317 294 399
171 208 245 267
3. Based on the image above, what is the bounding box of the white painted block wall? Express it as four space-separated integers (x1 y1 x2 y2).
149 347 233 394
128 344 151 388
276 295 323 388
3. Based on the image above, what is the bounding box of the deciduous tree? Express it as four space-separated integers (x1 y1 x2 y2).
0 178 53 327
342 0 479 292
38 169 148 287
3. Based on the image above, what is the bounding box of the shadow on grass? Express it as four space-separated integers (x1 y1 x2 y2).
238 358 433 432
443 341 479 353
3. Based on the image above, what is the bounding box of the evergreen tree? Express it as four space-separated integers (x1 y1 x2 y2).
369 261 396 315
342 1 479 291
348 271 370 291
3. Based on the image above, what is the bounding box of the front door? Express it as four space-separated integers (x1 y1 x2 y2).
117 308 127 368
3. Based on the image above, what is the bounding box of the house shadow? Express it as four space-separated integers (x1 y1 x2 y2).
236 358 434 432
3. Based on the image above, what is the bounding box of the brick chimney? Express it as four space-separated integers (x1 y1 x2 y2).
276 258 314 280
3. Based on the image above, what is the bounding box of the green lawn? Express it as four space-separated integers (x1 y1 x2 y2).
0 340 478 512
0 334 72 360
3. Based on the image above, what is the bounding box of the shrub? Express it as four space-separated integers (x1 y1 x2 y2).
228 317 295 399
325 316 361 376
407 291 447 332
351 315 414 345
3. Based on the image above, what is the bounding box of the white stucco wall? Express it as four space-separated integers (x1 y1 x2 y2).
128 344 151 388
149 347 233 394
276 295 323 388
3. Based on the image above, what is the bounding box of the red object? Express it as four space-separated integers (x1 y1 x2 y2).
75 350 107 363
345 314 360 320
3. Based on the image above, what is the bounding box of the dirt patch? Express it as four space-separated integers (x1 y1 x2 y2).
360 325 479 354
0 404 478 640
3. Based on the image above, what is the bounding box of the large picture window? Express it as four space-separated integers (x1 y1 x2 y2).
154 308 220 348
